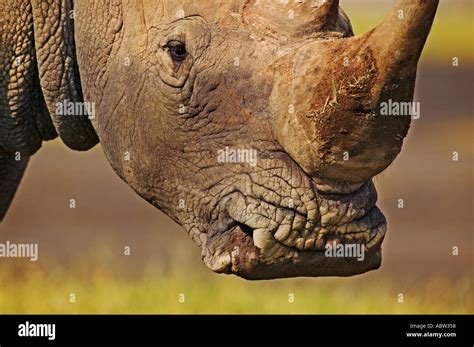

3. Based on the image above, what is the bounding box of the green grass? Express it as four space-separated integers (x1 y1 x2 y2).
0 258 471 314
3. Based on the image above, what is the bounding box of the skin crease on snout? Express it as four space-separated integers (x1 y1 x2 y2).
0 0 439 280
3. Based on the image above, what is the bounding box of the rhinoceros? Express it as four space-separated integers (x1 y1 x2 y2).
0 0 438 279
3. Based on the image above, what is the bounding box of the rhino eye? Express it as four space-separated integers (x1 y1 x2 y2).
166 40 187 62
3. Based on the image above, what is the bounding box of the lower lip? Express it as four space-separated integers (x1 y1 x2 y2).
315 204 386 250
366 221 387 249
313 179 365 195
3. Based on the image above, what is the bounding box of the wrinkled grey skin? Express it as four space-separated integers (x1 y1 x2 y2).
0 0 439 279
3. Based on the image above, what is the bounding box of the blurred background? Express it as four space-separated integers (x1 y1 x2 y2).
0 0 472 313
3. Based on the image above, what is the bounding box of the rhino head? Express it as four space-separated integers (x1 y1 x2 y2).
0 0 438 279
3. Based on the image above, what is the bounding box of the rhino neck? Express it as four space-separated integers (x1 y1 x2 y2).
31 0 98 151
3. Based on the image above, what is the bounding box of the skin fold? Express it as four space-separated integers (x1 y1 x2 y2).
0 0 439 279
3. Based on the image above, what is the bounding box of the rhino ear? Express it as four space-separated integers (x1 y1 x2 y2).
31 0 99 151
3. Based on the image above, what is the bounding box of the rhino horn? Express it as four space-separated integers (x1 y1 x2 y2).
244 0 340 38
364 0 440 96
274 0 439 184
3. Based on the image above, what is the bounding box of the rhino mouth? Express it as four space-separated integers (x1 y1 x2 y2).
202 178 387 280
